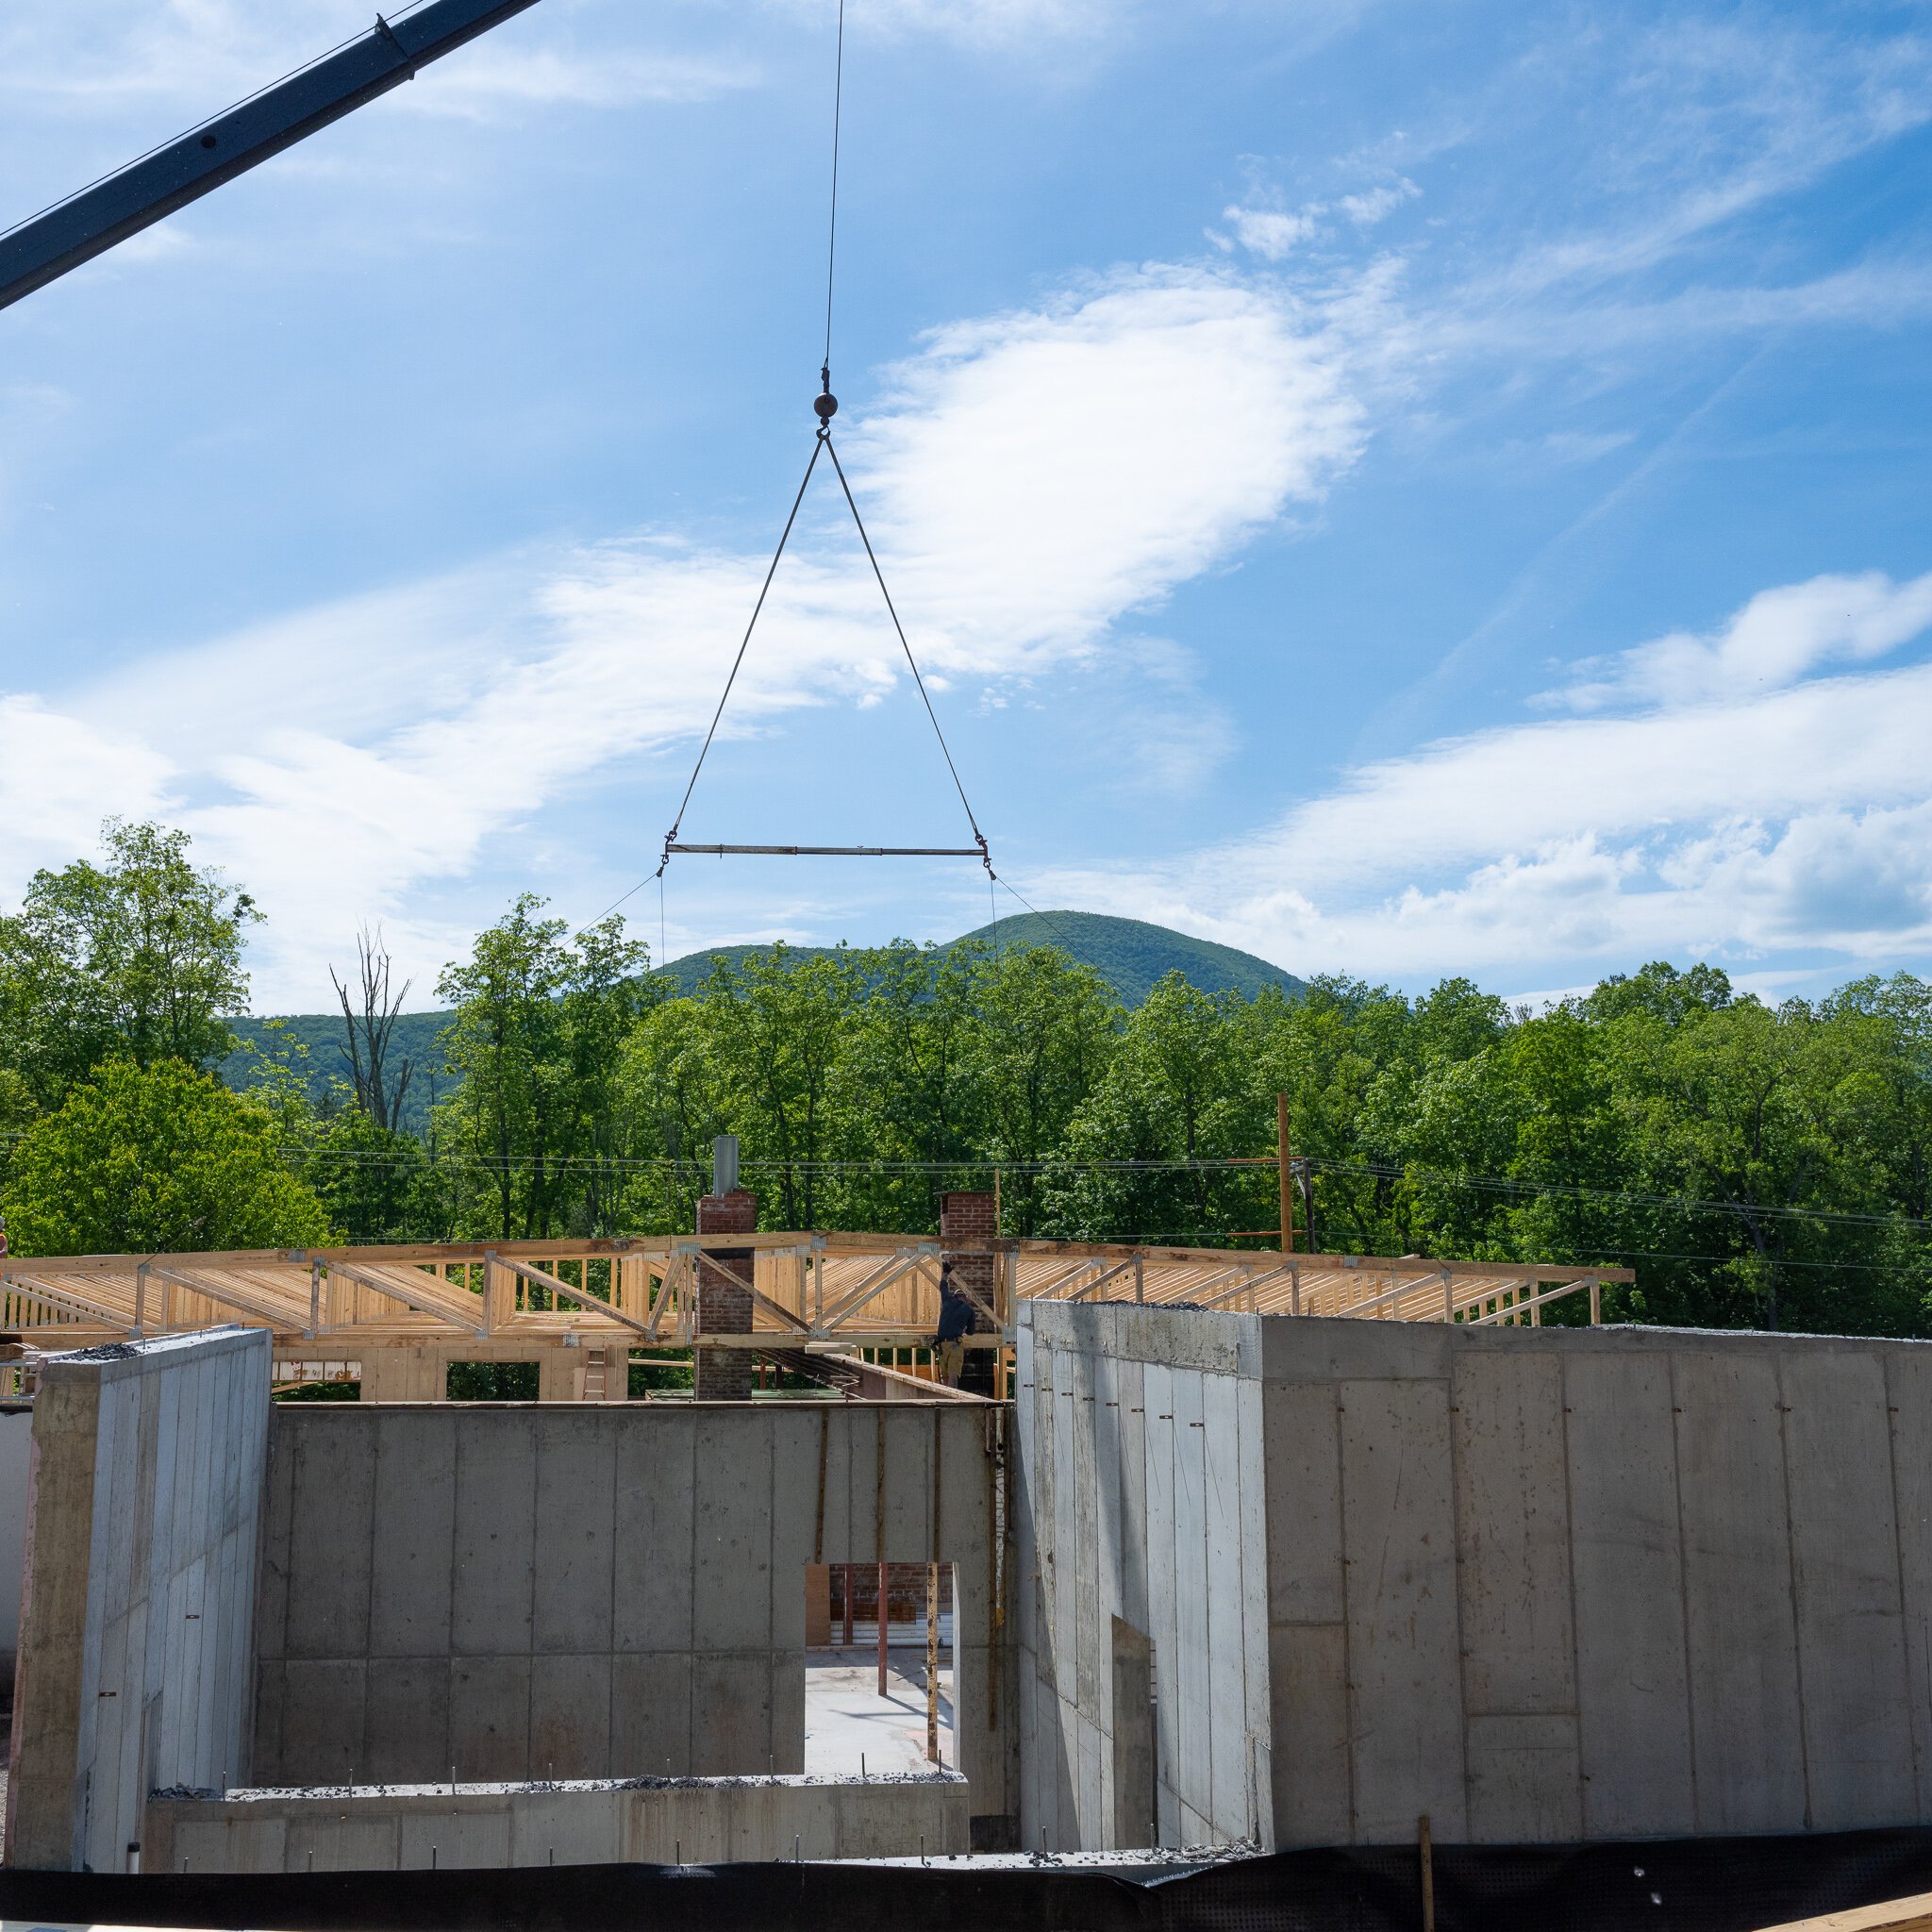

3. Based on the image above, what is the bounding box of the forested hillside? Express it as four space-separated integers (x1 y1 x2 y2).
221 910 1304 1130
6 824 1932 1339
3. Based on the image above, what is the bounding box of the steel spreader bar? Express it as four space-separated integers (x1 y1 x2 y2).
667 844 986 858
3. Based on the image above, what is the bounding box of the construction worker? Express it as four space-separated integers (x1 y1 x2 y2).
933 1257 973 1387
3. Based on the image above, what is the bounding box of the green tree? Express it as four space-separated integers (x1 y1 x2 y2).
304 1108 432 1244
0 1058 331 1255
619 996 729 1234
1044 973 1264 1242
1253 974 1422 1256
0 820 258 1108
434 898 650 1240
835 941 991 1231
692 946 860 1227
969 945 1120 1235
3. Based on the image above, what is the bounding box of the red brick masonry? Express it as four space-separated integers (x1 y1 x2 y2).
693 1190 757 1401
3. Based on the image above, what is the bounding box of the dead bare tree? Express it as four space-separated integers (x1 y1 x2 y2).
331 924 414 1133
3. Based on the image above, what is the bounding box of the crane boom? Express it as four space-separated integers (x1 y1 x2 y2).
0 0 545 314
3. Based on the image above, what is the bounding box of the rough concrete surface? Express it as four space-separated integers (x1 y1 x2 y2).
145 1771 971 1871
1020 1305 1932 1856
5 1328 269 1873
250 1401 1009 1834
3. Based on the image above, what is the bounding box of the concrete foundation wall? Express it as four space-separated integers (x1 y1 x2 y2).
145 1771 969 1871
1016 1305 1270 1853
251 1402 1013 1837
1261 1317 1932 1848
1019 1303 1932 1854
5 1328 270 1872
0 1406 35 1674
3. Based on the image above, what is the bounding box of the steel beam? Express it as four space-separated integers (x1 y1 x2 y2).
1 0 544 312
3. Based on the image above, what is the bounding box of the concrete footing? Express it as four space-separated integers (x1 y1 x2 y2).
145 1772 971 1872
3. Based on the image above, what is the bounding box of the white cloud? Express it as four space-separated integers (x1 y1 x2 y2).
1552 571 1932 712
4 265 1365 1007
1440 23 1932 323
1048 573 1932 989
1219 206 1322 261
1336 178 1418 226
854 271 1362 666
0 695 176 881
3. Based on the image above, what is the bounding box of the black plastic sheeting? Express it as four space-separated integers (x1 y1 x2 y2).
6 1827 1932 1931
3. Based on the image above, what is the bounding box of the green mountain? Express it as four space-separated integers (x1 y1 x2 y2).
650 912 1303 1006
223 912 1302 1133
944 911 1306 1008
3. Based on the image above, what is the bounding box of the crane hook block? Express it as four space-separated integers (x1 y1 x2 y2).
814 391 839 423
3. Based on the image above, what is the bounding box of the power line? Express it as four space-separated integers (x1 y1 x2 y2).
137 1139 1932 1229
1307 1157 1930 1233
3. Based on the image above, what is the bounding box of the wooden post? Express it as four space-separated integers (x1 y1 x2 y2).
925 1561 941 1762
1419 1812 1434 1932
875 1410 889 1697
1590 1279 1602 1326
1277 1093 1294 1255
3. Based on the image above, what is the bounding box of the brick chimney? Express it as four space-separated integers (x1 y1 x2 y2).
694 1139 756 1401
939 1191 999 1397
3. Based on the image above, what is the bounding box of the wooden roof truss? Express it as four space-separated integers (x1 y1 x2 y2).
0 1233 1632 1356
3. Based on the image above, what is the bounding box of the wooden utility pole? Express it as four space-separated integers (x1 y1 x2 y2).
1225 1092 1299 1249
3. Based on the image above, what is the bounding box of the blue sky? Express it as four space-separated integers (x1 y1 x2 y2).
3 0 1930 1012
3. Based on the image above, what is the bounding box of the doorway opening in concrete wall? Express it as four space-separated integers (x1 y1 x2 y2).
445 1360 539 1401
1111 1616 1157 1848
803 1561 956 1776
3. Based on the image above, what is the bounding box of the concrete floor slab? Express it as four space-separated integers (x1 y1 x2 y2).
805 1648 954 1778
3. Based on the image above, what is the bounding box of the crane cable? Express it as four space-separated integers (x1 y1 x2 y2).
654 0 993 886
